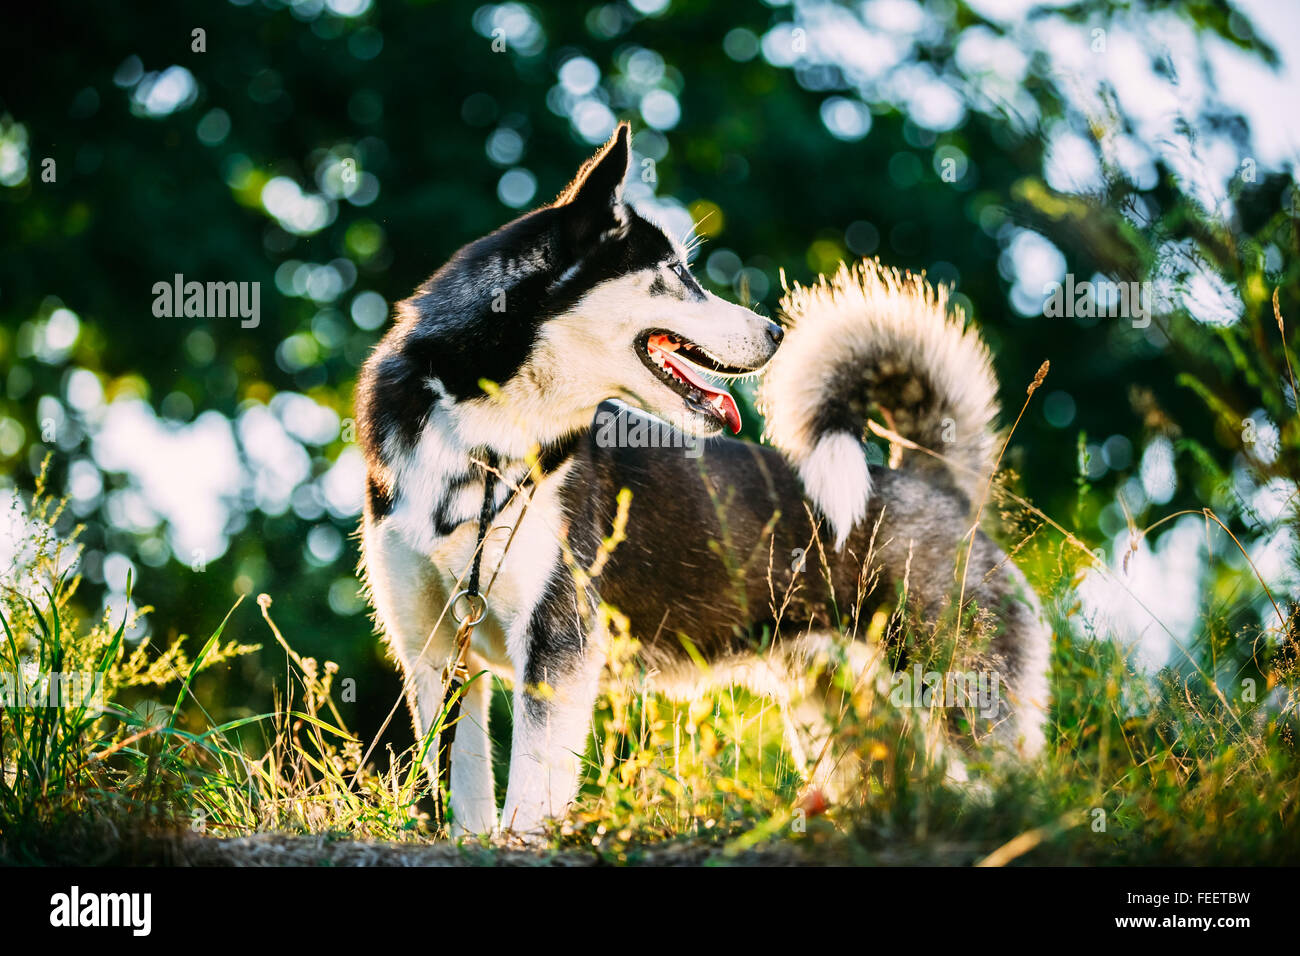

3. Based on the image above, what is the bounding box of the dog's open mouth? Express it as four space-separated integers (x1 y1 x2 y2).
638 331 744 434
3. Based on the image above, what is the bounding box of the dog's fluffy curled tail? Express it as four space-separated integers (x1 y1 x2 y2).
759 259 1000 550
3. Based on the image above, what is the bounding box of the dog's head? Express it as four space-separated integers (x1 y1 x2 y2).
397 124 782 449
528 123 783 437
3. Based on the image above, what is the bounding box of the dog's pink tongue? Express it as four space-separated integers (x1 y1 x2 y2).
662 352 741 434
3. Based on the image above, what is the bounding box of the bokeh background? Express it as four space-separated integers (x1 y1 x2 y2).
2 0 1297 749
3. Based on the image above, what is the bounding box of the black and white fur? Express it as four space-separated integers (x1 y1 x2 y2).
356 124 1050 836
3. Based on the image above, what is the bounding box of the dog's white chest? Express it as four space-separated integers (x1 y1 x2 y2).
414 464 571 666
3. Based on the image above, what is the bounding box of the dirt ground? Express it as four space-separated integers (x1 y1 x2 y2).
1 825 986 866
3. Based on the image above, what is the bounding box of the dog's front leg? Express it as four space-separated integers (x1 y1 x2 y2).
448 660 498 836
362 518 499 834
499 595 605 837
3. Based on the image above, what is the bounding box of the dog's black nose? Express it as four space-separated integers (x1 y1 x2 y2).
766 322 784 347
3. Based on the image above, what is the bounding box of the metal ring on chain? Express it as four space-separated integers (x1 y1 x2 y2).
450 589 488 626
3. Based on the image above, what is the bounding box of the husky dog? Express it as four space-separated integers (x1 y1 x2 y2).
356 124 1049 836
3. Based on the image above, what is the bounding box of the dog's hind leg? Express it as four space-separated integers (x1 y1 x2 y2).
362 517 498 833
963 534 1051 759
782 635 880 805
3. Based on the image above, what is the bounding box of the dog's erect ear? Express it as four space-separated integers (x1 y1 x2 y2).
555 122 630 244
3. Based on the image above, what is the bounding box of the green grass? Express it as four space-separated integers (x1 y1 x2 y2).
2 462 1297 866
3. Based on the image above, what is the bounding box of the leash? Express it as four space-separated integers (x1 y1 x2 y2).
436 449 498 823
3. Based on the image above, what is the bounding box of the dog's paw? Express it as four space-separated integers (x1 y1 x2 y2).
493 825 552 850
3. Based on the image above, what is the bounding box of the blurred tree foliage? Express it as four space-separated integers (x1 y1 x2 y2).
0 0 1295 740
